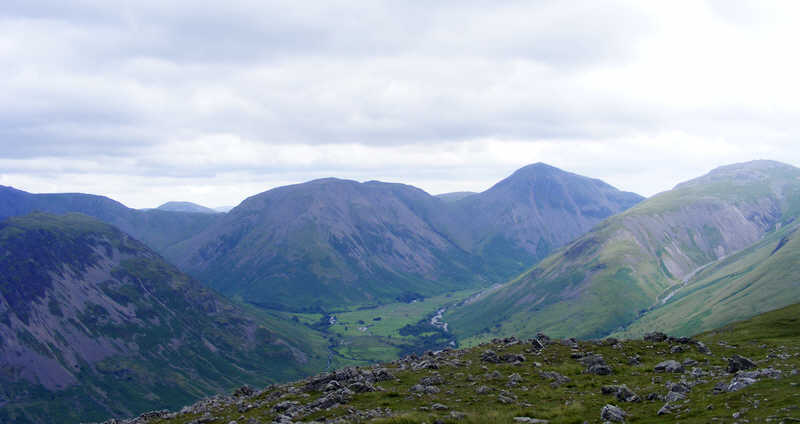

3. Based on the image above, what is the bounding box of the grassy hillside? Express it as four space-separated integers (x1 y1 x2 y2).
614 219 800 338
132 303 800 424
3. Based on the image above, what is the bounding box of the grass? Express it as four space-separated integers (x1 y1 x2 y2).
146 302 800 424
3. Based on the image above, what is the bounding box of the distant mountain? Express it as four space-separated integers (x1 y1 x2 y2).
453 163 644 266
435 191 476 202
156 201 219 214
0 213 329 423
213 205 235 213
447 160 800 340
0 186 221 252
166 164 642 312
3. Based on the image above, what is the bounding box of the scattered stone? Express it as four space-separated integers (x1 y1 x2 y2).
670 345 687 354
727 355 757 373
600 404 627 422
481 350 500 363
232 386 254 397
654 360 684 373
695 341 712 355
508 373 523 386
644 332 668 342
475 385 493 395
657 403 672 415
450 411 467 419
601 385 640 402
514 417 550 423
431 403 449 410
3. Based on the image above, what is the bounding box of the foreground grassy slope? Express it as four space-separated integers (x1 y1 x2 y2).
447 160 800 341
134 303 800 424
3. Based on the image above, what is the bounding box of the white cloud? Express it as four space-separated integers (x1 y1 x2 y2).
1 1 800 208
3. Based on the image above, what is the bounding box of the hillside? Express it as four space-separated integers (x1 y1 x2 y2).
0 186 221 253
155 201 219 214
165 164 642 312
109 302 800 424
0 213 333 424
446 160 800 341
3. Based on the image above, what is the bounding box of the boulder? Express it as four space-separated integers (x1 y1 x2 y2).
600 404 627 422
654 360 684 373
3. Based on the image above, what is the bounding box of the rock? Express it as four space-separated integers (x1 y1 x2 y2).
481 350 500 363
500 353 526 363
498 394 516 404
727 376 757 392
475 385 493 395
654 360 684 373
589 364 613 375
432 403 449 410
601 385 640 402
420 374 445 386
372 368 395 381
514 417 550 423
667 382 690 393
644 332 668 342
600 404 627 422
450 411 467 419
695 341 712 355
232 385 254 397
665 391 686 403
657 403 672 415
272 401 299 413
348 381 376 393
508 373 523 386
682 358 698 367
538 370 571 386
615 385 641 402
324 380 343 392
670 345 687 354
727 355 757 373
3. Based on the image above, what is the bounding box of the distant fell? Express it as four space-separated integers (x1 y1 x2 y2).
165 164 642 311
0 213 330 423
157 201 219 214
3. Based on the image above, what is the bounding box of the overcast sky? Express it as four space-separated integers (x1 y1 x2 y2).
1 1 799 209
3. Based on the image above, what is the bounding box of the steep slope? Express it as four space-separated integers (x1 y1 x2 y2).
167 166 641 312
448 160 800 340
615 216 800 338
156 201 219 214
0 213 331 424
0 186 221 252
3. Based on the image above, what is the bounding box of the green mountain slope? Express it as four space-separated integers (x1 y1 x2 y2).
447 160 800 341
123 303 800 424
166 165 641 312
0 213 333 424
614 216 800 338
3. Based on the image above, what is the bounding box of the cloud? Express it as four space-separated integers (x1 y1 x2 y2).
1 1 800 207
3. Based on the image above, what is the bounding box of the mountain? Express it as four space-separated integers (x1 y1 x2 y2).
0 186 221 252
435 191 476 202
213 206 235 213
0 213 331 423
156 201 219 214
447 160 800 341
106 301 800 424
166 165 641 312
452 163 643 266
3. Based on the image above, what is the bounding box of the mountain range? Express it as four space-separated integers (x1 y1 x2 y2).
3 160 800 423
164 163 642 311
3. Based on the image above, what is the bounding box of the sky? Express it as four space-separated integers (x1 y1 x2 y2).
1 1 799 209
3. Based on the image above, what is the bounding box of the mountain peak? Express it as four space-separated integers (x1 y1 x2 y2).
676 160 800 190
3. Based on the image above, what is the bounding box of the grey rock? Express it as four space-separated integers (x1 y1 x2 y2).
657 403 672 415
514 418 549 423
654 360 684 373
432 403 449 410
643 332 668 342
727 354 757 373
600 404 627 422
